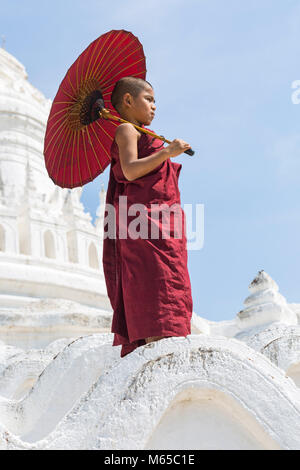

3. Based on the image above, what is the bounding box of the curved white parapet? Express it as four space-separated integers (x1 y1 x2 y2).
242 324 300 385
0 341 23 371
0 333 118 443
0 338 74 399
0 334 299 450
42 335 300 450
263 335 300 385
245 324 300 353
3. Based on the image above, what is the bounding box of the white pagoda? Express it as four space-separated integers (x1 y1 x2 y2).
0 46 112 348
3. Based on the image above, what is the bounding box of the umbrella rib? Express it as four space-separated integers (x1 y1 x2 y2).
84 33 113 84
47 106 70 124
62 88 76 101
86 126 104 172
44 118 69 154
84 41 99 83
81 129 93 181
77 130 82 186
87 30 122 83
57 129 73 187
48 126 71 174
85 33 114 83
92 33 131 83
48 128 72 177
67 73 76 95
64 131 77 188
94 120 114 142
46 123 70 157
97 116 119 128
84 31 115 86
71 131 78 187
100 57 146 90
98 45 144 85
107 120 118 128
76 49 83 91
47 127 70 176
97 38 139 83
91 122 112 161
52 101 75 105
79 45 93 95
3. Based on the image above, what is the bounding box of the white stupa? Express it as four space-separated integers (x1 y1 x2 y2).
0 48 300 451
0 46 112 347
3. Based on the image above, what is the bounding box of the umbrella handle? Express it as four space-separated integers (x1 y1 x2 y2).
184 148 195 156
99 108 195 156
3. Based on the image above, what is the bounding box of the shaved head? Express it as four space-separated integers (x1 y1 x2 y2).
111 76 153 113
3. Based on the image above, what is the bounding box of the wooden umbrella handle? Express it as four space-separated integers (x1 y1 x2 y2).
99 108 195 156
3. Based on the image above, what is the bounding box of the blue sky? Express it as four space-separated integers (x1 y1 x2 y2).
1 0 300 322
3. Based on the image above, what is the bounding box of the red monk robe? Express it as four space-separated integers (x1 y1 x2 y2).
102 129 193 357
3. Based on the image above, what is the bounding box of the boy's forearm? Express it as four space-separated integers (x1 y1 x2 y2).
126 148 171 181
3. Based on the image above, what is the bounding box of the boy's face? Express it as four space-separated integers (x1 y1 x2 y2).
124 86 156 126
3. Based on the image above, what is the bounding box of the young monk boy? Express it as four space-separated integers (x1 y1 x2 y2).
102 76 193 357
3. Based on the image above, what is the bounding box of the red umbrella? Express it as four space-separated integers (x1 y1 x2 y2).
44 29 147 188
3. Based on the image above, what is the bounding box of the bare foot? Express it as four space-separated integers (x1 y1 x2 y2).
145 336 165 344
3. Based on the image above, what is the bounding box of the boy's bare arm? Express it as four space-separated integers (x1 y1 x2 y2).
115 123 169 181
115 123 191 182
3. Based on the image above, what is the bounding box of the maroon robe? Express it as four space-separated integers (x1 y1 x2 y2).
102 129 193 357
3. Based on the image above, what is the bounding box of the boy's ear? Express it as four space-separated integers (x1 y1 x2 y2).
123 92 132 107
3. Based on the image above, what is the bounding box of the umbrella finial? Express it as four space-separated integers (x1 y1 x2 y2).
1 35 6 50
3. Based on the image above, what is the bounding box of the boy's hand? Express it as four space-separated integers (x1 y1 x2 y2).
165 139 192 158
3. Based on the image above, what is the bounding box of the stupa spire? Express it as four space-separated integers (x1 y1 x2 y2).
237 270 297 328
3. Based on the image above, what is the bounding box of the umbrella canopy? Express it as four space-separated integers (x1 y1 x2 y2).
44 29 146 188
